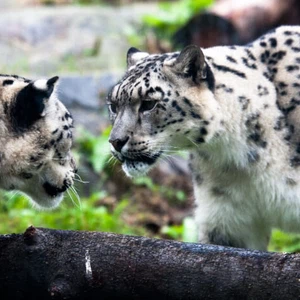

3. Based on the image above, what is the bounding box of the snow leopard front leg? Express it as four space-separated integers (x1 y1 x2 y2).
190 153 271 251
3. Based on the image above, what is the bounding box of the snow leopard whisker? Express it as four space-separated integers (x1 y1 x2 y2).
159 155 174 165
74 173 89 184
106 155 117 165
68 186 82 210
6 191 19 202
103 155 120 169
73 178 89 184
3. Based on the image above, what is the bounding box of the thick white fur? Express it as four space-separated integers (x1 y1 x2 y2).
33 79 48 91
110 26 300 250
191 27 300 250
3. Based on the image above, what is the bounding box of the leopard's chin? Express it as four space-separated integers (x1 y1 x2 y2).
121 152 162 177
30 193 64 210
122 160 152 177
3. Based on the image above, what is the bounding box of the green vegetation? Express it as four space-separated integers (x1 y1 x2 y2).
143 0 213 39
0 191 145 235
269 230 300 253
162 217 197 242
133 176 187 204
126 0 214 52
76 126 111 174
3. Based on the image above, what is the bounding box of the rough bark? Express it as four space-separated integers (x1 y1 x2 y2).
0 226 299 300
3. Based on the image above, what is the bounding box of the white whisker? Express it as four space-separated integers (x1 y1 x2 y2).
67 186 82 210
70 185 82 209
74 173 89 184
6 191 19 202
73 178 89 184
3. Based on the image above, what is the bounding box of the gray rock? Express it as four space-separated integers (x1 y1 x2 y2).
58 73 121 109
0 4 158 76
55 73 121 133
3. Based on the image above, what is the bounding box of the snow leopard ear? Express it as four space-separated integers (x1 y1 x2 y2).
127 47 149 68
169 45 206 82
11 76 59 131
32 76 59 98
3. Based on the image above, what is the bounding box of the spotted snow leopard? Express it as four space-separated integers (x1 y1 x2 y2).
107 26 300 250
0 75 76 209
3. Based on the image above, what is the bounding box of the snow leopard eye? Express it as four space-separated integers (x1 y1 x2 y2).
139 100 158 113
109 103 117 114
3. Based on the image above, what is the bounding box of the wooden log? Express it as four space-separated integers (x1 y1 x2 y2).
0 226 299 300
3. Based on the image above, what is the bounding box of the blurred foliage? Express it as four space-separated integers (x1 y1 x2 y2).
162 217 197 242
0 58 30 76
76 126 111 174
269 230 300 253
0 190 144 235
143 0 213 40
124 0 214 52
133 176 187 204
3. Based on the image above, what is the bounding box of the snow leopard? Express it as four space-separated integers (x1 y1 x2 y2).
107 26 300 250
0 75 76 209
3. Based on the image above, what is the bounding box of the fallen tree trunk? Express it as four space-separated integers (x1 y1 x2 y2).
0 226 299 300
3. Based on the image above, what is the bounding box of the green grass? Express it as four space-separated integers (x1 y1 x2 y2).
269 230 300 253
0 191 144 236
1 188 300 252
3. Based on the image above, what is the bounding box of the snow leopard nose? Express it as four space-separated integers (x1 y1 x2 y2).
109 136 129 152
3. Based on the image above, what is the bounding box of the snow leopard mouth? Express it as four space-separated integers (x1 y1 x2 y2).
113 152 162 177
126 153 161 165
113 152 161 165
43 182 68 198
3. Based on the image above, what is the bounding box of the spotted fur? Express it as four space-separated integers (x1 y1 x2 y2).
108 26 300 250
0 75 76 209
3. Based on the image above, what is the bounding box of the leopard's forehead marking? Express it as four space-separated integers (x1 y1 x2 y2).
0 74 31 97
111 52 179 104
0 74 31 89
0 74 31 82
0 75 32 117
